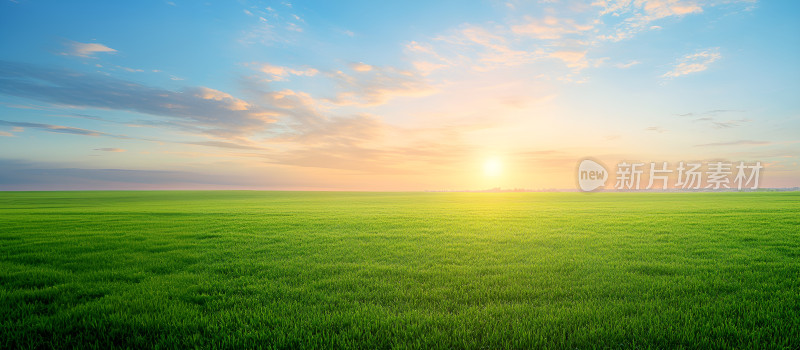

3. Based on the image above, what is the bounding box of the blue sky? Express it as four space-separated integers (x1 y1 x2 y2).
0 0 798 190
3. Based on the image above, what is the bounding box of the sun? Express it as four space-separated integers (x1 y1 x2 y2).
483 158 502 177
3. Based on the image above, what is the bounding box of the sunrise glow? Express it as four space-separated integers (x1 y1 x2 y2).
0 1 798 190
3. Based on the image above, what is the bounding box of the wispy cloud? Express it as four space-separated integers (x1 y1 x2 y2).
250 62 318 81
663 48 721 78
615 60 641 68
182 141 265 150
549 50 593 70
0 120 122 137
94 148 126 152
238 5 306 46
350 62 373 72
512 16 593 40
677 109 742 117
595 0 704 41
695 140 770 147
400 0 754 84
324 65 435 106
0 159 290 190
61 41 117 58
712 119 751 128
434 25 541 70
677 109 750 128
0 61 275 139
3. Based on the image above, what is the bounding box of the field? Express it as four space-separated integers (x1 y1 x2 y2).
1 191 798 349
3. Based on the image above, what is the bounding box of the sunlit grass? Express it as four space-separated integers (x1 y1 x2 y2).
1 191 798 348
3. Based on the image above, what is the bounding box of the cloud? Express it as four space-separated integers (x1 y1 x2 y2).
401 0 753 84
512 16 593 40
0 120 121 137
116 65 144 73
411 61 447 76
712 119 750 128
404 12 601 76
325 65 435 106
350 62 373 72
695 140 771 147
703 109 741 115
442 25 540 70
594 1 757 42
2 119 269 152
645 126 667 133
251 63 319 81
677 109 742 117
275 114 383 145
62 41 117 58
235 76 481 173
0 158 291 190
549 50 591 70
191 87 251 111
615 60 641 68
405 41 454 74
662 48 721 78
682 110 750 129
403 14 594 76
594 0 704 41
237 78 391 147
286 23 303 32
0 61 276 139
238 5 310 46
0 131 14 137
182 141 265 150
596 0 703 18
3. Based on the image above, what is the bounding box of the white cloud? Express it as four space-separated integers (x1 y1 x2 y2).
425 25 542 71
252 63 319 81
62 41 117 58
192 87 251 111
549 50 589 69
594 0 703 41
512 16 593 40
593 0 754 41
412 61 447 75
350 62 373 72
286 23 303 32
615 60 641 68
662 48 721 78
325 66 436 106
117 65 144 73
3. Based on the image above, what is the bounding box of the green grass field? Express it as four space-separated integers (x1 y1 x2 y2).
1 191 798 349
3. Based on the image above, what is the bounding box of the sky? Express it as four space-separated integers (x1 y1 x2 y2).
0 0 798 191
